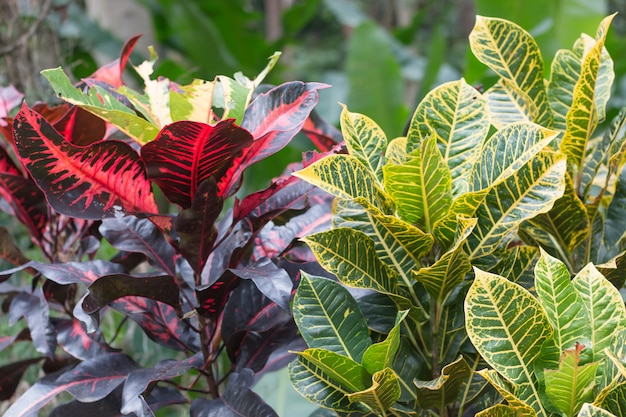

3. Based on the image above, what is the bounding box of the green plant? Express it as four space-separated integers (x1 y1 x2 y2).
286 12 626 417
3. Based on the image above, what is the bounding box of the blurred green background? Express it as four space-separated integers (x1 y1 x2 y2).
1 0 625 415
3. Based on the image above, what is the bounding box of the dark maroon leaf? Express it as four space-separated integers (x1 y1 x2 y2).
49 385 186 417
42 280 76 308
196 271 240 319
87 34 141 88
228 324 299 373
111 297 199 352
0 328 30 353
190 369 278 417
141 119 254 207
301 109 343 151
9 290 55 357
199 220 250 287
54 106 107 146
54 318 115 360
222 280 290 340
229 258 292 311
13 103 159 219
100 216 176 275
3 353 140 417
121 353 202 415
0 173 49 243
175 178 223 275
0 357 44 401
0 226 30 270
82 274 181 315
0 144 21 176
0 260 126 285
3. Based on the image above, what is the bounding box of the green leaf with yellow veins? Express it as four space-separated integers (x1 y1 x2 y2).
413 356 472 410
383 134 452 232
385 137 407 166
469 16 552 128
340 104 387 184
294 154 392 213
484 79 537 130
578 404 618 417
347 368 400 414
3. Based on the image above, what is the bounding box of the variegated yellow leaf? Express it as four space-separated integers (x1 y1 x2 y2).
484 79 537 129
385 137 407 166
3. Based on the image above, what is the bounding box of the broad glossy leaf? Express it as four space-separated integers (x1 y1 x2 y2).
0 173 48 242
604 168 626 256
294 154 391 212
471 122 559 191
477 403 537 417
3 353 140 417
466 151 566 268
54 318 113 361
170 78 215 123
469 16 552 127
490 246 539 293
596 383 626 417
141 119 253 207
303 228 398 294
217 75 251 125
578 404 618 417
0 358 44 402
42 68 159 143
347 368 401 414
293 273 371 362
2 260 125 286
229 257 293 312
333 198 433 293
548 49 582 131
484 79 537 129
288 349 369 413
560 15 615 171
572 262 626 363
340 104 387 184
385 137 407 166
13 103 158 219
383 134 452 231
535 250 590 353
477 369 537 414
407 79 489 196
521 174 589 256
361 313 405 375
9 290 54 357
544 343 599 417
432 189 488 250
0 226 30 269
301 110 343 151
466 269 552 416
414 356 471 411
100 216 176 276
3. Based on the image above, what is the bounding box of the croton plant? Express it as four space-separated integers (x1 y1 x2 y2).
0 36 342 416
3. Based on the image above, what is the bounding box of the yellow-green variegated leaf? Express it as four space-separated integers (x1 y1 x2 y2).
484 79 537 129
470 122 560 192
347 368 401 414
385 137 407 166
601 329 626 391
522 174 589 256
477 369 538 416
413 356 471 410
413 216 475 302
469 16 552 128
596 383 626 417
288 348 371 413
491 246 539 293
608 108 626 177
293 273 372 362
560 14 616 171
572 263 626 363
466 270 552 417
217 75 251 125
383 135 452 232
333 198 433 294
340 105 387 184
361 314 405 375
169 78 215 123
477 404 537 417
303 228 398 294
544 343 599 417
294 154 391 213
604 168 626 254
466 151 567 269
578 404 618 417
407 79 490 196
548 49 582 131
535 250 590 354
432 190 488 250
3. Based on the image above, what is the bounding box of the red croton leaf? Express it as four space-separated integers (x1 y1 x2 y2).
0 173 49 243
13 102 158 220
141 119 254 208
86 34 141 88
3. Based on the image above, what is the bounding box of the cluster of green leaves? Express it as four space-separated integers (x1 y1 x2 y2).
286 13 626 417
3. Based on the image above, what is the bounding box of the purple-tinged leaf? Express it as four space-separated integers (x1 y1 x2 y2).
0 358 44 401
82 274 181 315
0 226 30 271
196 271 240 319
49 385 186 417
0 85 23 126
200 220 250 287
100 216 176 275
13 103 159 219
301 110 343 151
121 353 203 415
0 328 29 353
222 280 290 339
0 260 126 285
228 324 299 372
0 173 49 243
9 290 55 357
54 318 115 360
141 119 254 207
229 258 292 311
190 369 279 417
112 297 199 352
176 179 223 275
4 353 141 417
